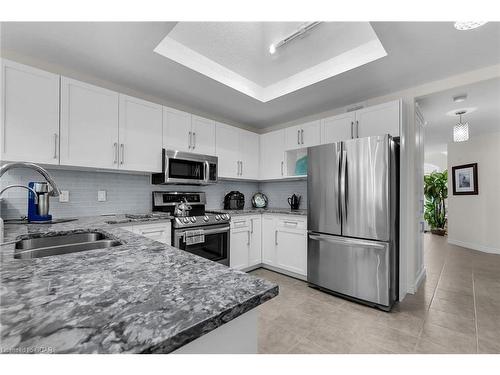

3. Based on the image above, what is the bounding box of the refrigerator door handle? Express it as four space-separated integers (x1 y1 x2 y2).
340 150 348 222
336 150 342 224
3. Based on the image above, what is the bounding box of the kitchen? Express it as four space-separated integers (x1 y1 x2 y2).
1 5 500 372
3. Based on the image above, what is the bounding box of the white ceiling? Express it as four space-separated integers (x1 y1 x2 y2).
1 22 500 129
155 22 386 101
418 78 500 154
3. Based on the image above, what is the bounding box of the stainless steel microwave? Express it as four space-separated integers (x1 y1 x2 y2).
152 149 218 185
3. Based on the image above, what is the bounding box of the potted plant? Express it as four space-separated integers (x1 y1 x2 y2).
424 170 448 236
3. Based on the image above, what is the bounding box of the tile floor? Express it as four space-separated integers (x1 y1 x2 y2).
251 233 500 354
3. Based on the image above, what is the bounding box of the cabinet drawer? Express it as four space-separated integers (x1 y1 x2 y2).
276 216 307 230
230 217 250 230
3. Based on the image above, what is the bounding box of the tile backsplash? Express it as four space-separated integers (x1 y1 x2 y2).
0 168 306 219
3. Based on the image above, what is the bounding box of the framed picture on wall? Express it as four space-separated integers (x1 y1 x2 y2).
452 163 478 195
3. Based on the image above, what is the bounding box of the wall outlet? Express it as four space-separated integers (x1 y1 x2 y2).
97 190 107 202
59 190 69 203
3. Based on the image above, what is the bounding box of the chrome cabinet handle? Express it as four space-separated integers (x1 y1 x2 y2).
236 161 240 175
275 230 278 245
53 133 58 159
284 221 298 227
301 129 304 144
192 132 196 150
113 142 118 164
188 131 192 149
350 121 354 139
240 160 243 176
120 143 124 165
297 129 300 145
280 161 284 176
247 230 250 245
356 120 359 138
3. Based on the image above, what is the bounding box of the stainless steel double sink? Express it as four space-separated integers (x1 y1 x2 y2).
14 232 122 259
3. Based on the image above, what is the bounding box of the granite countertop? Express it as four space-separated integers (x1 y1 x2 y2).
210 208 307 216
0 215 278 354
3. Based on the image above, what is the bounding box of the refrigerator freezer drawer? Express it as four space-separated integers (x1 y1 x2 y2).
307 232 390 307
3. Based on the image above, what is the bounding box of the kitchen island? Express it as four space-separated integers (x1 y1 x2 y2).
0 216 278 354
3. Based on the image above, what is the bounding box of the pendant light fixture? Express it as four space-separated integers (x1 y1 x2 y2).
453 110 469 142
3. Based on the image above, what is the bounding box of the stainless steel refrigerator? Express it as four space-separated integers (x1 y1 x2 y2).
307 134 399 310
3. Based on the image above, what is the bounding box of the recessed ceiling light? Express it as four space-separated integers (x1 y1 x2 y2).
454 22 488 31
453 94 467 103
269 43 276 55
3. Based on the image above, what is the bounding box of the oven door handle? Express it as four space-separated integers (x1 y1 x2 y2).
179 226 230 237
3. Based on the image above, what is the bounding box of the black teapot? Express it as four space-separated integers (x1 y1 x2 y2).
287 194 301 210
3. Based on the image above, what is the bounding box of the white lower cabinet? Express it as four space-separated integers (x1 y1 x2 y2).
275 217 308 276
230 215 261 270
260 214 308 277
120 222 172 245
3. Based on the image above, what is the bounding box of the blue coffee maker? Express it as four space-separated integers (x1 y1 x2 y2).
27 181 52 222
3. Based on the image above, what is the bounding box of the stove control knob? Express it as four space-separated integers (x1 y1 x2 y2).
215 215 221 221
203 215 210 222
223 214 230 220
190 217 197 223
183 217 190 224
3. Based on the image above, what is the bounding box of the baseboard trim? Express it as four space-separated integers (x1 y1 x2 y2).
412 267 427 294
447 238 500 255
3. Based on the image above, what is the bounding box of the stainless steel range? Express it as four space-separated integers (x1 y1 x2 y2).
152 191 230 265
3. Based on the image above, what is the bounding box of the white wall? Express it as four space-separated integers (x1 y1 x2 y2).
425 151 447 174
447 132 500 254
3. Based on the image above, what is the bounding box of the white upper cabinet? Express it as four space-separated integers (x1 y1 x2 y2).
239 129 259 180
321 112 355 144
285 120 321 150
60 77 119 169
216 123 259 180
163 106 192 153
216 122 240 178
355 99 401 138
191 115 216 155
1 60 60 164
119 95 163 172
259 130 285 180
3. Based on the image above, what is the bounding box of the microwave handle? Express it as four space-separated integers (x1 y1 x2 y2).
204 160 209 183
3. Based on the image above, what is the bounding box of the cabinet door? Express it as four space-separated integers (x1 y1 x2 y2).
276 227 307 276
119 95 163 172
163 106 191 153
261 215 277 265
240 130 259 180
191 115 216 155
216 122 240 178
60 77 119 169
230 228 250 270
248 216 262 267
321 112 355 144
284 125 302 151
300 120 321 148
1 60 60 164
356 100 401 138
259 130 285 180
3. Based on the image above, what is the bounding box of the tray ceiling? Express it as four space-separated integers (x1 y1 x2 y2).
154 22 387 102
